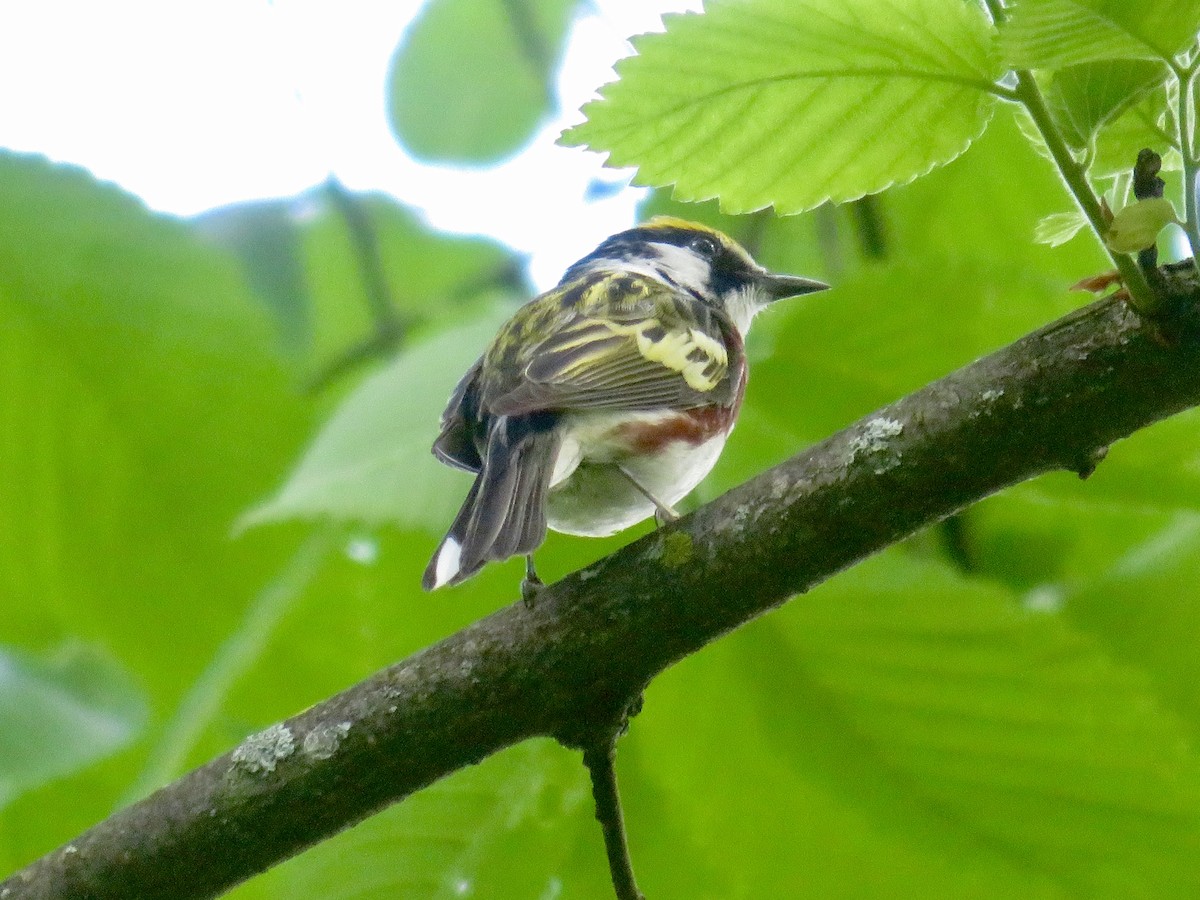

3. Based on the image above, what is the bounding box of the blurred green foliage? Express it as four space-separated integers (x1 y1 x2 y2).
387 0 580 164
4 0 1200 897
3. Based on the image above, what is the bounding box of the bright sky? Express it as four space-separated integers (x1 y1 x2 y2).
0 0 702 289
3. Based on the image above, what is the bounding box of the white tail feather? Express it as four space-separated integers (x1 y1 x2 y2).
429 537 462 590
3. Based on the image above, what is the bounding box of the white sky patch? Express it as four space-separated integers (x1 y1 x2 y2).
0 0 703 290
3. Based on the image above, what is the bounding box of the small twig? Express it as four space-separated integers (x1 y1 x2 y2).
980 0 1163 314
849 195 888 260
303 320 407 395
301 178 414 393
584 740 644 900
938 513 974 575
1133 148 1166 201
310 183 528 394
1013 76 1162 313
323 177 405 332
304 256 525 394
447 257 528 302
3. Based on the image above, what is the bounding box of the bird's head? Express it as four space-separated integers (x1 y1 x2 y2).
561 216 829 333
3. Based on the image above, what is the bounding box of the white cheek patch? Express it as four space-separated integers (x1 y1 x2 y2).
649 243 712 296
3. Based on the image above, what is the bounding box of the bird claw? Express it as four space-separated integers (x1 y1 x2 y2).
521 556 544 607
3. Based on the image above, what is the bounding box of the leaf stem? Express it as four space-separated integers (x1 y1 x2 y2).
988 83 1021 102
980 0 1009 28
1173 64 1200 261
982 0 1161 312
1134 103 1182 153
1015 73 1162 312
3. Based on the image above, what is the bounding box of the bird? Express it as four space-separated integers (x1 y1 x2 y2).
423 217 828 595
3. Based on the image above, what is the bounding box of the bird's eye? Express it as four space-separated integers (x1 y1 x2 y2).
690 234 720 257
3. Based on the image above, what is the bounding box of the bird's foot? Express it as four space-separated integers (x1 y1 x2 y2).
521 556 545 607
653 504 680 527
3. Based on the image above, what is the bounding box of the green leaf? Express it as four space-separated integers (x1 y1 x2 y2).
299 190 520 377
0 151 310 657
562 0 1001 214
241 310 512 533
0 153 305 526
1034 209 1087 245
1021 408 1200 513
1002 0 1159 68
786 557 1200 891
194 199 311 359
387 0 579 164
0 151 314 861
1046 59 1169 149
1066 517 1200 733
632 553 1200 895
1001 0 1200 68
196 189 521 379
0 643 146 809
1104 196 1179 251
1065 0 1200 62
237 740 590 899
1092 84 1179 176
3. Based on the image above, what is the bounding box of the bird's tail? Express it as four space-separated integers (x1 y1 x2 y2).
423 416 559 590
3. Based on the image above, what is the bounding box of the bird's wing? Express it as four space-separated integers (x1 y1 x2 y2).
432 357 486 473
481 271 740 417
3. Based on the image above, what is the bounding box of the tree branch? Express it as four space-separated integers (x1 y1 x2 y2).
5 272 1200 899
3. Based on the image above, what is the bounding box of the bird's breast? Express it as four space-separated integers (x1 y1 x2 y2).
550 405 734 483
611 404 737 453
545 406 735 537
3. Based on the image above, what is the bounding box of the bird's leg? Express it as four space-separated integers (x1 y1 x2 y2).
521 555 544 607
616 465 679 526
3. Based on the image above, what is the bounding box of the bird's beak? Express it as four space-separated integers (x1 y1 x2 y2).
756 270 830 302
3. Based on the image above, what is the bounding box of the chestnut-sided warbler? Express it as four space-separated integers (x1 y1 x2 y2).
424 217 828 593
